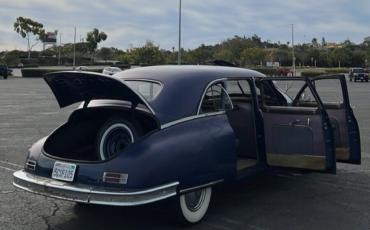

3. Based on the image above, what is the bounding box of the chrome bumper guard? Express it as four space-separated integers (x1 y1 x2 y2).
13 170 179 206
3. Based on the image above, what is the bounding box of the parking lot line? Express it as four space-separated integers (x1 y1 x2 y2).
0 160 23 168
0 165 16 172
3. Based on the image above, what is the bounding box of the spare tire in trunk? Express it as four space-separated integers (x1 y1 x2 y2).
95 116 142 160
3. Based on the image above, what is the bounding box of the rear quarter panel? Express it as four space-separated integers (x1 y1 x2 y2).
105 114 236 190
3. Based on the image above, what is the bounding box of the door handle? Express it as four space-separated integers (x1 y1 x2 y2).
290 119 300 126
307 118 311 126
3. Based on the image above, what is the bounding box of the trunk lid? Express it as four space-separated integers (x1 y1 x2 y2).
43 71 154 114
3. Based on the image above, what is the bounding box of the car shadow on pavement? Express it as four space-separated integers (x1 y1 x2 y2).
48 172 290 230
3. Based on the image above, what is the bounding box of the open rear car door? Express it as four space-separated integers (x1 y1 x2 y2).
258 77 336 173
293 75 361 164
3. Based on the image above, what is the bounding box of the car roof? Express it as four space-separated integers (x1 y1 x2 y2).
115 65 265 123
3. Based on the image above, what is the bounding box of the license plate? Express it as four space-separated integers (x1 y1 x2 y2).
52 162 76 182
361 77 363 80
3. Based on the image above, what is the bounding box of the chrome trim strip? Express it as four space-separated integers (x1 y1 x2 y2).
179 179 224 194
13 170 179 206
161 111 225 130
197 78 227 115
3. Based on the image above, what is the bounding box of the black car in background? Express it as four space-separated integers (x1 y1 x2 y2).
349 68 369 82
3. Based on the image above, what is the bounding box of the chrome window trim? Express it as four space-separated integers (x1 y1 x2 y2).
197 78 227 115
161 111 225 130
218 84 234 110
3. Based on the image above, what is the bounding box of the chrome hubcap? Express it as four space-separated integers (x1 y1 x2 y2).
185 189 206 212
103 127 132 159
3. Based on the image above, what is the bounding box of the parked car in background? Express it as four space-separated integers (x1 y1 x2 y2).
349 68 369 82
0 63 12 79
13 66 361 225
17 63 24 68
364 68 369 74
102 67 122 76
276 68 294 76
76 66 89 72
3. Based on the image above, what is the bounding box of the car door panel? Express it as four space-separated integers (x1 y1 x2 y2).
295 75 360 164
260 77 336 173
263 110 327 170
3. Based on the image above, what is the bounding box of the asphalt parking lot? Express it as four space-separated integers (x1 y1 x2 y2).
1 76 370 230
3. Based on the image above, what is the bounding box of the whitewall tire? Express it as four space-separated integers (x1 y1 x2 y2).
95 117 142 161
176 187 212 225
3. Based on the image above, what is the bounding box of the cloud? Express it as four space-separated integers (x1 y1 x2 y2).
0 0 369 51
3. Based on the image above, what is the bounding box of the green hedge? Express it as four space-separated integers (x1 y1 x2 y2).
325 68 349 74
301 71 326 77
91 62 114 66
21 69 104 77
111 64 131 69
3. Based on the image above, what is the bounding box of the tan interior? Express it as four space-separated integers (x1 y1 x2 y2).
237 158 257 171
267 153 326 170
336 148 350 161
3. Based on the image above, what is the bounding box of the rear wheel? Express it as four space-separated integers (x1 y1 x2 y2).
3 75 7 79
350 78 352 82
95 117 142 160
175 187 212 226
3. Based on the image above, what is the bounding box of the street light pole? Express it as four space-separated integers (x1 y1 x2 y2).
58 33 62 65
290 24 295 76
73 25 77 70
178 0 182 66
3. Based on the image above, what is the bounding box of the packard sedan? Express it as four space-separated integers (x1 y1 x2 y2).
13 66 361 225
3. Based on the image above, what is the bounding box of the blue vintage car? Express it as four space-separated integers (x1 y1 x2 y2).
13 66 361 225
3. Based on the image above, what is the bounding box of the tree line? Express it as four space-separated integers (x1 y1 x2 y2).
3 17 370 68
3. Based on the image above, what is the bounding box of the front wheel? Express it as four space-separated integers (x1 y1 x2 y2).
3 75 8 79
175 187 212 226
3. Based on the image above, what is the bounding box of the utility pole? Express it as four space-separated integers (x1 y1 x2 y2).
73 26 77 70
58 33 62 65
178 0 182 66
291 24 295 76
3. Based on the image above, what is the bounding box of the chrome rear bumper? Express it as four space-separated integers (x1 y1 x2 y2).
13 170 179 206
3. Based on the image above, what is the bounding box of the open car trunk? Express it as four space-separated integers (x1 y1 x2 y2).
42 71 159 162
43 108 159 162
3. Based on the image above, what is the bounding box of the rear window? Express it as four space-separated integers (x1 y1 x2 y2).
353 69 365 73
124 80 161 101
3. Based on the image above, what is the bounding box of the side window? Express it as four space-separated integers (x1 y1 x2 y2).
200 84 233 114
226 80 251 95
226 79 256 104
313 79 343 105
260 81 280 106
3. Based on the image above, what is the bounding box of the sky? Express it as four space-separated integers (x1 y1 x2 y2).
1 0 369 52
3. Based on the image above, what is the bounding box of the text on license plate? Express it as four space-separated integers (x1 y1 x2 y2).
52 162 76 182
